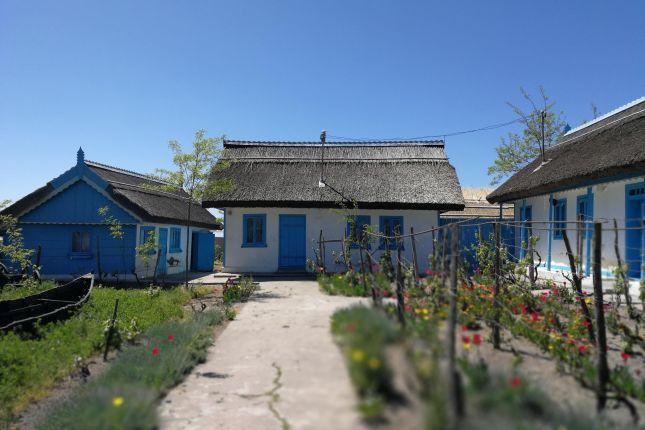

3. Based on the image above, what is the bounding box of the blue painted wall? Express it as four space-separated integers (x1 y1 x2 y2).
439 218 515 270
21 180 138 224
6 177 139 276
19 224 136 276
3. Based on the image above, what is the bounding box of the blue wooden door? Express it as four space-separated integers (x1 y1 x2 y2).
576 194 593 276
625 183 644 279
279 215 306 269
157 228 168 276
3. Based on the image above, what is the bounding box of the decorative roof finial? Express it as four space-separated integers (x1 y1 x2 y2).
77 147 85 165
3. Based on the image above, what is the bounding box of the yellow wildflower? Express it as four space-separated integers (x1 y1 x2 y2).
351 349 365 362
368 358 381 369
112 396 124 407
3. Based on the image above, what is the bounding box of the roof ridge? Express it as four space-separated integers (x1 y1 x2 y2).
224 139 445 147
563 96 645 137
85 160 171 185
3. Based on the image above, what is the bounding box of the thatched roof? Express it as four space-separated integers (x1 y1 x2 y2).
203 140 465 210
488 98 645 203
442 187 513 219
2 160 221 230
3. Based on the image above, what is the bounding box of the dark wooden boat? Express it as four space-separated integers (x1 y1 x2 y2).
0 274 94 330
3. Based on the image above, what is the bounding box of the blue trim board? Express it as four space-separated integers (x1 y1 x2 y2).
552 198 567 240
547 194 553 270
223 211 227 267
576 188 593 276
242 214 267 248
625 180 645 279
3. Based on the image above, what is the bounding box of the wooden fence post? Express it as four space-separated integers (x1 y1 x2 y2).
103 298 119 361
528 224 535 287
318 229 324 272
562 229 595 343
410 227 419 278
492 222 501 349
431 230 437 273
593 222 608 413
96 236 103 283
447 223 463 425
396 233 405 326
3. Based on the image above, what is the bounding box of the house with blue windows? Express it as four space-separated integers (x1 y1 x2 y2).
1 149 221 280
202 139 465 273
488 97 645 287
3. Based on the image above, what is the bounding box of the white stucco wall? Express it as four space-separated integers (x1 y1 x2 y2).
222 207 440 274
512 176 644 280
134 223 211 278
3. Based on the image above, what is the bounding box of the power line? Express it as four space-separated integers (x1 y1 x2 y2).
328 118 521 142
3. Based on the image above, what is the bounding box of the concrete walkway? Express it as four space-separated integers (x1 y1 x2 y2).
159 280 368 430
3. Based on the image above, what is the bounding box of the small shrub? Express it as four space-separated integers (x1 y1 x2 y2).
222 276 258 304
318 272 392 297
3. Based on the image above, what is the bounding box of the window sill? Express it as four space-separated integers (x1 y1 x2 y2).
242 243 267 248
69 253 93 260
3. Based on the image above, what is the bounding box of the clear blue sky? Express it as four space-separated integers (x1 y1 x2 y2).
1 0 643 203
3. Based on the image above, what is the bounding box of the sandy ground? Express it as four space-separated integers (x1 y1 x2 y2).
159 279 369 430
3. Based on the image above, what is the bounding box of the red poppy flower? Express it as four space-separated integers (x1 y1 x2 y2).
461 325 469 332
152 347 160 356
461 335 471 344
530 311 539 322
473 334 482 345
578 345 587 354
510 376 521 387
520 304 527 315
167 335 175 341
580 320 591 327
621 352 630 362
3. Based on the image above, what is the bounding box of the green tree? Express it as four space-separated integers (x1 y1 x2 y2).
0 200 35 271
150 129 231 287
488 87 567 185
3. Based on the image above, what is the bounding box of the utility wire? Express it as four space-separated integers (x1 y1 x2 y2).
328 119 521 142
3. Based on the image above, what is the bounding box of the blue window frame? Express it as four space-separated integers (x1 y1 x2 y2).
242 214 267 247
71 231 91 254
139 226 156 254
346 215 371 248
169 227 182 253
379 216 404 250
553 198 567 239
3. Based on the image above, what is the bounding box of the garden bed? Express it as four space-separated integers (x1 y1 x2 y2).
0 284 193 426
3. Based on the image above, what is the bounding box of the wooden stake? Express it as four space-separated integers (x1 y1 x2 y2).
431 230 437 273
447 223 462 425
613 219 633 311
577 215 584 278
103 298 119 361
396 233 405 326
593 222 608 413
528 224 535 287
410 227 419 277
492 222 502 349
96 236 103 283
318 229 324 272
562 229 595 343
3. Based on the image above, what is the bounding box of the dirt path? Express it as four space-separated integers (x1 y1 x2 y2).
159 279 369 430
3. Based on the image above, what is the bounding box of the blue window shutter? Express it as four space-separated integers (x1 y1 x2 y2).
242 214 267 247
379 216 404 250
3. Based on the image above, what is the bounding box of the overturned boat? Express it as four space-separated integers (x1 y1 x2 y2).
0 274 94 330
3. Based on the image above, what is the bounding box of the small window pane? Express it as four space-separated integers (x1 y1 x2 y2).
255 220 263 243
246 218 255 243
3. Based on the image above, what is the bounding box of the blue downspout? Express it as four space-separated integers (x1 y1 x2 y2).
585 187 593 276
547 193 553 270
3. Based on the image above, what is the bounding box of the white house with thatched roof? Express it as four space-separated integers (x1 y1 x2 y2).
488 97 645 286
203 140 465 273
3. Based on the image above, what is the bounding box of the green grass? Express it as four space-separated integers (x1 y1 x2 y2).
0 279 58 301
0 285 192 426
38 310 224 430
331 305 399 420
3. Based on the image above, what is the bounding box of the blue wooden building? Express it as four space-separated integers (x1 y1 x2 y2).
440 188 515 269
0 149 221 280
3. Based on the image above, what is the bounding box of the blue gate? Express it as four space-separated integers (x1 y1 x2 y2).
279 215 306 270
